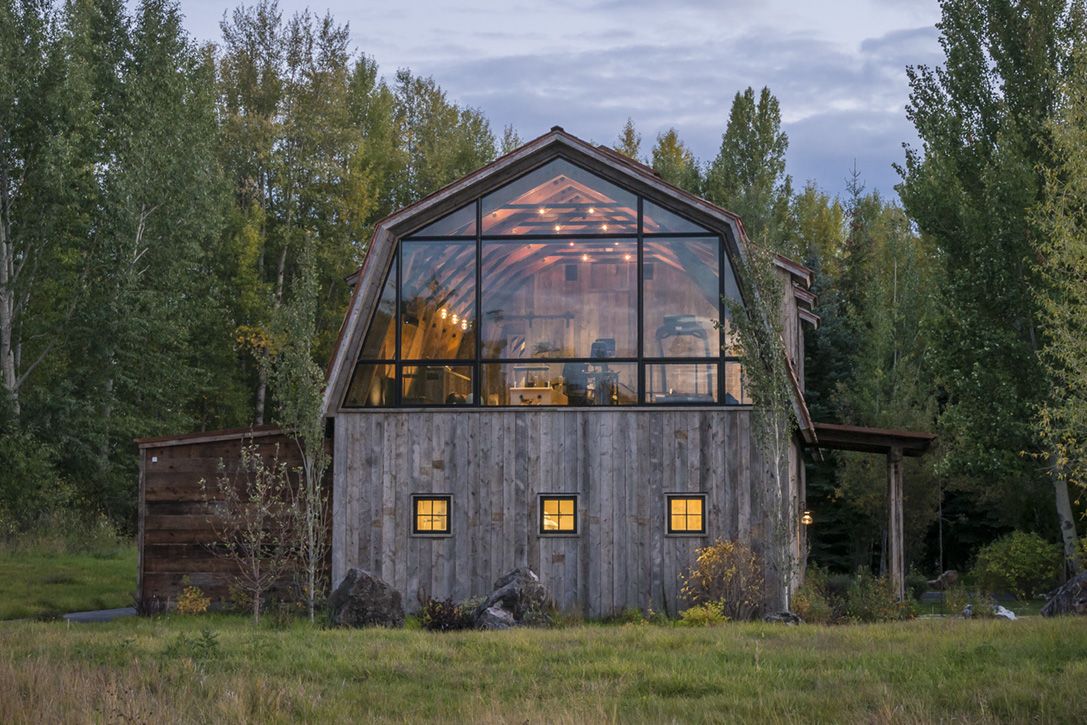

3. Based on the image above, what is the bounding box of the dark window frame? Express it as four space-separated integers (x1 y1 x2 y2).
344 155 751 410
665 493 708 536
538 493 579 536
411 494 453 536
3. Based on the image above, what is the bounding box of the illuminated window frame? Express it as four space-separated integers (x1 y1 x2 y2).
538 494 579 535
412 494 452 536
666 493 707 535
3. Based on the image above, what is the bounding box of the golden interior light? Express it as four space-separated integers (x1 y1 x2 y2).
588 207 595 214
801 511 814 526
669 496 704 533
440 308 448 319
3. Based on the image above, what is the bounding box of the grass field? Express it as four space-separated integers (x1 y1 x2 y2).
0 544 137 620
1 614 1085 723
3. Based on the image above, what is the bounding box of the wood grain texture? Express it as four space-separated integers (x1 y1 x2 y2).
139 430 313 606
333 408 782 618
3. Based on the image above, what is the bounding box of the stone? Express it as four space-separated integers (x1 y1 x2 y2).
473 567 552 628
1041 571 1087 617
926 570 960 591
962 603 973 619
992 604 1017 620
327 568 404 628
763 611 803 625
476 605 516 630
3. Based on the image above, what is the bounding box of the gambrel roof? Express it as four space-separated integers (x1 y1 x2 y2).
323 126 816 441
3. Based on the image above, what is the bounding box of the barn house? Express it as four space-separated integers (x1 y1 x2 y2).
137 127 932 616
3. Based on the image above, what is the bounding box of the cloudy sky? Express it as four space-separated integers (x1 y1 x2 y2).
176 0 945 199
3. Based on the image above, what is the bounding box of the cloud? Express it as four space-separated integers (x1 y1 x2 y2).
413 24 941 198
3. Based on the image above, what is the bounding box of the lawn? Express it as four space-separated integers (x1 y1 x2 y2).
0 544 137 620
1 615 1085 723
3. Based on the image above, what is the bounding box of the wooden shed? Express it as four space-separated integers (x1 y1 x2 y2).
320 128 819 616
136 426 306 607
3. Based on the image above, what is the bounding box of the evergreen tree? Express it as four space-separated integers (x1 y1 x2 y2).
613 117 641 160
650 128 701 194
897 0 1085 571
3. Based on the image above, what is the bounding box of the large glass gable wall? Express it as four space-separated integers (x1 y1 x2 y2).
343 158 751 408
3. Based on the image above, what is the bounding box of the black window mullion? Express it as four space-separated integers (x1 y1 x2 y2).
394 248 402 406
637 196 645 404
717 234 726 405
475 198 482 407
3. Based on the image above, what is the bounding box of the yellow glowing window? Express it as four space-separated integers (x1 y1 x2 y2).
540 495 577 534
667 495 706 534
413 496 450 534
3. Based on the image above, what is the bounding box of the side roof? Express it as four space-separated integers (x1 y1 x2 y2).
322 126 816 441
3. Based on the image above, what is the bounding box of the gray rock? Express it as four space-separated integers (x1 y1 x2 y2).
962 603 973 619
327 568 404 628
477 605 516 630
763 611 803 625
473 567 552 628
1042 571 1087 617
927 570 960 590
992 604 1017 620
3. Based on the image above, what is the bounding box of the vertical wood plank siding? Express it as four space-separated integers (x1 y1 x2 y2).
334 409 774 618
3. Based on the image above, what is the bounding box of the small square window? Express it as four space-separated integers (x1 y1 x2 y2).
413 495 451 535
539 495 578 535
667 494 706 535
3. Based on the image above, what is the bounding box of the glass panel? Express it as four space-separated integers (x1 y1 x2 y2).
358 262 396 359
406 203 476 237
415 497 450 533
481 240 637 359
343 363 395 407
644 238 720 357
400 241 476 359
724 360 751 405
646 363 719 404
402 365 473 405
642 201 710 234
482 362 636 406
482 159 638 235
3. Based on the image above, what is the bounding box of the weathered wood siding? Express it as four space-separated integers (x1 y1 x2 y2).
138 428 307 607
333 408 791 617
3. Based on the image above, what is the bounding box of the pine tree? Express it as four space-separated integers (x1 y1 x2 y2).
613 117 641 160
650 128 701 194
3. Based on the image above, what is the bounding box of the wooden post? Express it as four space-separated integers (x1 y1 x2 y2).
887 446 905 600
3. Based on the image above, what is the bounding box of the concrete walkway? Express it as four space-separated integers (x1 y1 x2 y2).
63 607 136 623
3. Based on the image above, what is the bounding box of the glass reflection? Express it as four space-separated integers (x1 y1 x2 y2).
400 241 476 359
482 362 636 406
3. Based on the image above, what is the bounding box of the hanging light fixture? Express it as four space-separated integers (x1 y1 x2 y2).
801 511 814 526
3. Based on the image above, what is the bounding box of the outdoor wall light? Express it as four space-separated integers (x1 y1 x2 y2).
801 510 814 526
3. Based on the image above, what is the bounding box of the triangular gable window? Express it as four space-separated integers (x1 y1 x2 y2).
405 203 476 237
642 200 710 234
481 158 638 235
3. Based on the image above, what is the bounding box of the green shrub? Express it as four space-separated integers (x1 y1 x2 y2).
678 601 727 626
793 567 835 624
680 539 763 621
974 531 1060 599
842 569 909 623
606 607 649 625
420 597 475 631
176 578 211 615
944 585 969 615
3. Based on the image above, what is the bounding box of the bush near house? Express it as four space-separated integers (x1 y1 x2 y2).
973 531 1061 599
680 539 764 621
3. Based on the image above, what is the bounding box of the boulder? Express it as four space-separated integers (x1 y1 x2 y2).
327 568 404 628
992 604 1017 621
763 611 803 625
477 605 516 630
1041 571 1087 617
927 570 960 590
473 567 552 628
